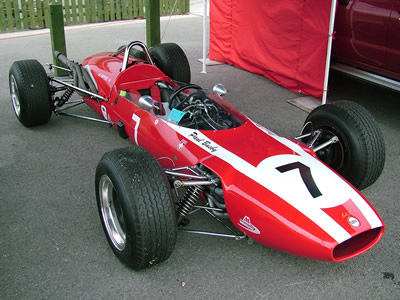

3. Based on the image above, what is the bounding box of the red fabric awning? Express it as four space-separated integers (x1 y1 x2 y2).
209 0 332 99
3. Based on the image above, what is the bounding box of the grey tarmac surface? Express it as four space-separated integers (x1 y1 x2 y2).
1 11 399 300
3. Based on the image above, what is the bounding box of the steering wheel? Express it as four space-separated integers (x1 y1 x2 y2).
168 84 203 109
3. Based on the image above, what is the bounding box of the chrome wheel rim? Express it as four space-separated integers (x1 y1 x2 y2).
10 75 21 117
99 175 126 251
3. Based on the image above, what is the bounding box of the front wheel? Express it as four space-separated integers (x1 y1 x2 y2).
9 59 52 127
95 147 177 270
302 101 385 190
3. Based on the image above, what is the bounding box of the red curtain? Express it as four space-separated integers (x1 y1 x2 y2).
209 0 332 99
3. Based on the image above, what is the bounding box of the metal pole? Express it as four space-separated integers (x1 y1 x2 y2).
322 0 338 104
201 0 207 74
49 1 68 77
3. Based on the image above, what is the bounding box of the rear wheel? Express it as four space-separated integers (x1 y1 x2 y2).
95 147 177 270
303 101 385 190
9 59 52 127
150 43 191 83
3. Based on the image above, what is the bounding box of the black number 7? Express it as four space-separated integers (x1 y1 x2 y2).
276 162 322 198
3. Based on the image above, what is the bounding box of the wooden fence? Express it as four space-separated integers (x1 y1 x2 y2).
0 0 189 32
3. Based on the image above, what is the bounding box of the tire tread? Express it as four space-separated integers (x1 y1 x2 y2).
306 101 385 190
96 147 177 270
150 43 191 83
9 59 51 127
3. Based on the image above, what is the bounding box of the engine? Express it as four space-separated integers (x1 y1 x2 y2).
173 91 241 130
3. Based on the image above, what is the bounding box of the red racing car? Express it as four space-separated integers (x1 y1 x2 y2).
9 41 386 270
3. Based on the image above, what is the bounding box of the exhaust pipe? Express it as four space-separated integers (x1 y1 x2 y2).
53 51 98 95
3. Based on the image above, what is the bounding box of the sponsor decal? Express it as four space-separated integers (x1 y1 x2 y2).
98 72 111 83
342 211 351 218
178 139 187 150
188 131 218 153
238 216 260 234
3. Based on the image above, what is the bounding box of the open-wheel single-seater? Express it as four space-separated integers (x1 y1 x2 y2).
9 41 386 270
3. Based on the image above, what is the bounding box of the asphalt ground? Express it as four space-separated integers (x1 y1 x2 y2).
1 10 400 300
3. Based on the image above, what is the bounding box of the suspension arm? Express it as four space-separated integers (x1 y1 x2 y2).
51 77 108 101
312 136 339 152
178 228 246 240
173 179 218 188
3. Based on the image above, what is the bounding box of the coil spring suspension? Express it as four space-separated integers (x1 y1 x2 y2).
58 87 75 106
177 185 202 218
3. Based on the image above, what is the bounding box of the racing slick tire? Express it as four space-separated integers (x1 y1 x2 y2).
9 59 52 127
150 43 191 84
95 147 177 270
303 100 385 190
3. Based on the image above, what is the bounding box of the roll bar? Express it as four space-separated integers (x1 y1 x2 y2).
120 41 155 72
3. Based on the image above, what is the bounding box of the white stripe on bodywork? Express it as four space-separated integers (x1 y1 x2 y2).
254 122 382 230
166 121 382 243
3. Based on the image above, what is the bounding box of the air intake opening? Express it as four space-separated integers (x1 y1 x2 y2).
333 227 383 261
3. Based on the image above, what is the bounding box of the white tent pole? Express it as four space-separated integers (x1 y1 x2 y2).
322 0 338 104
201 0 207 74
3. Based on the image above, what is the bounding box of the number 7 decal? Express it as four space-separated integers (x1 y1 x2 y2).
276 162 322 198
132 114 141 145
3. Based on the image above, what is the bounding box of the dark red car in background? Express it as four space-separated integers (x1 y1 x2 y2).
332 0 400 85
